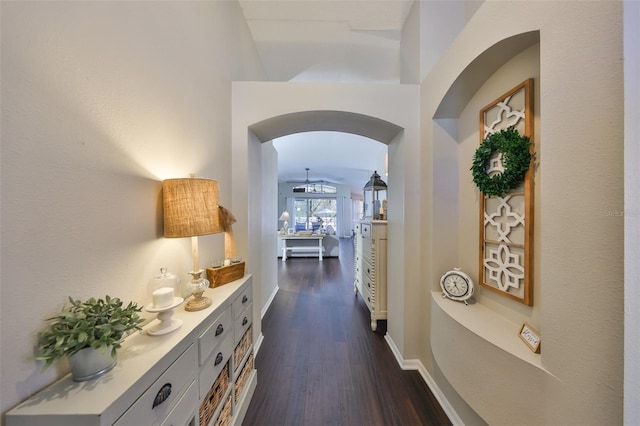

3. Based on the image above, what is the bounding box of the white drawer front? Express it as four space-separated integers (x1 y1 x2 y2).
198 306 232 366
361 223 371 239
198 333 233 398
160 380 197 426
232 285 252 320
361 283 373 312
234 303 253 344
115 344 197 426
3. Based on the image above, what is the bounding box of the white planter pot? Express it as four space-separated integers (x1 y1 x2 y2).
68 346 116 382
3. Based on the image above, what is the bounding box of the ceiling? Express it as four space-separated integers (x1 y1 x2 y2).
238 0 414 193
238 0 414 83
273 132 388 194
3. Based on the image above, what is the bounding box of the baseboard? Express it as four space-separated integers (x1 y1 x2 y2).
254 332 264 356
384 334 464 426
254 285 278 358
262 284 279 319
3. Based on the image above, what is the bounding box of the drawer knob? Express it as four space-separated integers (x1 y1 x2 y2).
214 352 224 366
152 383 172 409
242 295 248 303
215 324 224 336
242 316 248 326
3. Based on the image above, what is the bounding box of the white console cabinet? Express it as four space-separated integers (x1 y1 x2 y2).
6 275 256 426
354 220 388 331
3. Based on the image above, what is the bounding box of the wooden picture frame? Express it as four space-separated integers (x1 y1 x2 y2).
519 322 541 353
478 79 535 305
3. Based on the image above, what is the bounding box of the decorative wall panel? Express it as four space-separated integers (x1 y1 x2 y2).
479 79 534 305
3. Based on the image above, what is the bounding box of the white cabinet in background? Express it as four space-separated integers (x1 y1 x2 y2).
354 220 388 331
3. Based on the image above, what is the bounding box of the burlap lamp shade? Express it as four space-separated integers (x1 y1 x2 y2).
163 178 223 238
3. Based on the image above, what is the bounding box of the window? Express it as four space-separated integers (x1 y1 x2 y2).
294 198 337 232
292 183 337 194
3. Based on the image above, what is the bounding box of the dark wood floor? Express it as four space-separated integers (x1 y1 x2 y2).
242 238 451 426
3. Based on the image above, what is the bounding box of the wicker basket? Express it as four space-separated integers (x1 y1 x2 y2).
235 352 254 403
233 325 252 371
199 363 229 426
214 393 232 426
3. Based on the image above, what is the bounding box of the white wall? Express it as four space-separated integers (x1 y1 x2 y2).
624 1 640 424
260 142 279 319
0 1 265 415
422 1 623 424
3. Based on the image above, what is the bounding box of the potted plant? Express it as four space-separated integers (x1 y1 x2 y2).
35 295 144 381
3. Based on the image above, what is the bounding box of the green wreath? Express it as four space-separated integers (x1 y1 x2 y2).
471 126 532 197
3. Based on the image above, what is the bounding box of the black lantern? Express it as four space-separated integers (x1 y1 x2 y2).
363 171 387 220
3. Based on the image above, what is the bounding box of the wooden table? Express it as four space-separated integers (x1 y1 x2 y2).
280 235 325 261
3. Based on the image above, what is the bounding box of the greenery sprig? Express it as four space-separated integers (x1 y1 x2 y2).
35 295 143 372
471 126 532 197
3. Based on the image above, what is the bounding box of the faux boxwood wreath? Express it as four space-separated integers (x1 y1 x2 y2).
471 126 532 197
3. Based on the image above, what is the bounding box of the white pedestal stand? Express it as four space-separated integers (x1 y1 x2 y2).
145 297 184 336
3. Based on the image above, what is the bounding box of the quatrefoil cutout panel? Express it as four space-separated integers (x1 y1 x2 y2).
484 244 525 292
484 195 525 244
483 93 526 138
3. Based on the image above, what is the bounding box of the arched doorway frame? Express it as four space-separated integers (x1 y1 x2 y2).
231 82 421 358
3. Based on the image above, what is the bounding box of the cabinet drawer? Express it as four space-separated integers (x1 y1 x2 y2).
235 303 253 344
199 334 233 398
361 257 374 281
198 307 232 366
160 380 197 426
362 273 375 296
360 238 372 260
232 285 252 320
354 222 362 234
115 344 197 426
361 223 371 239
361 283 374 312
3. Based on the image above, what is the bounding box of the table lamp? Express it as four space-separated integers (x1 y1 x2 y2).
163 177 224 311
279 210 290 235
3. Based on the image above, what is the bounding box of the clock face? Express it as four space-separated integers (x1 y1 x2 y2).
443 274 469 297
440 270 474 302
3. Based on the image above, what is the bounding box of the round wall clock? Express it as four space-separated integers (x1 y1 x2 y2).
440 268 474 305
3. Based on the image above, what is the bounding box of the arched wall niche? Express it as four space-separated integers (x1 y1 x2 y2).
434 30 540 120
428 31 546 425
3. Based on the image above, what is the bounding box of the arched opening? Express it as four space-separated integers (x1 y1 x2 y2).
232 106 412 352
231 82 419 362
252 110 402 267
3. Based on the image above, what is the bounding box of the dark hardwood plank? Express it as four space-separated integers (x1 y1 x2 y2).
243 239 452 426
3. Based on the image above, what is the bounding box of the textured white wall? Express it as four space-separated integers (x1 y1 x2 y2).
423 1 623 424
0 1 264 414
624 1 640 424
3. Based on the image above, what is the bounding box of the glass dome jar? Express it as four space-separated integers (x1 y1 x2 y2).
363 171 388 220
147 267 181 309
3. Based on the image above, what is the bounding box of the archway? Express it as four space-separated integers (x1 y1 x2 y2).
231 83 420 355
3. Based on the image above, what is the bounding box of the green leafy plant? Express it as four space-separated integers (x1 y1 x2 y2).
471 126 532 197
35 296 143 372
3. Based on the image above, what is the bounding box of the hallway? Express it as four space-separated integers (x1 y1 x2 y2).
243 238 451 425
